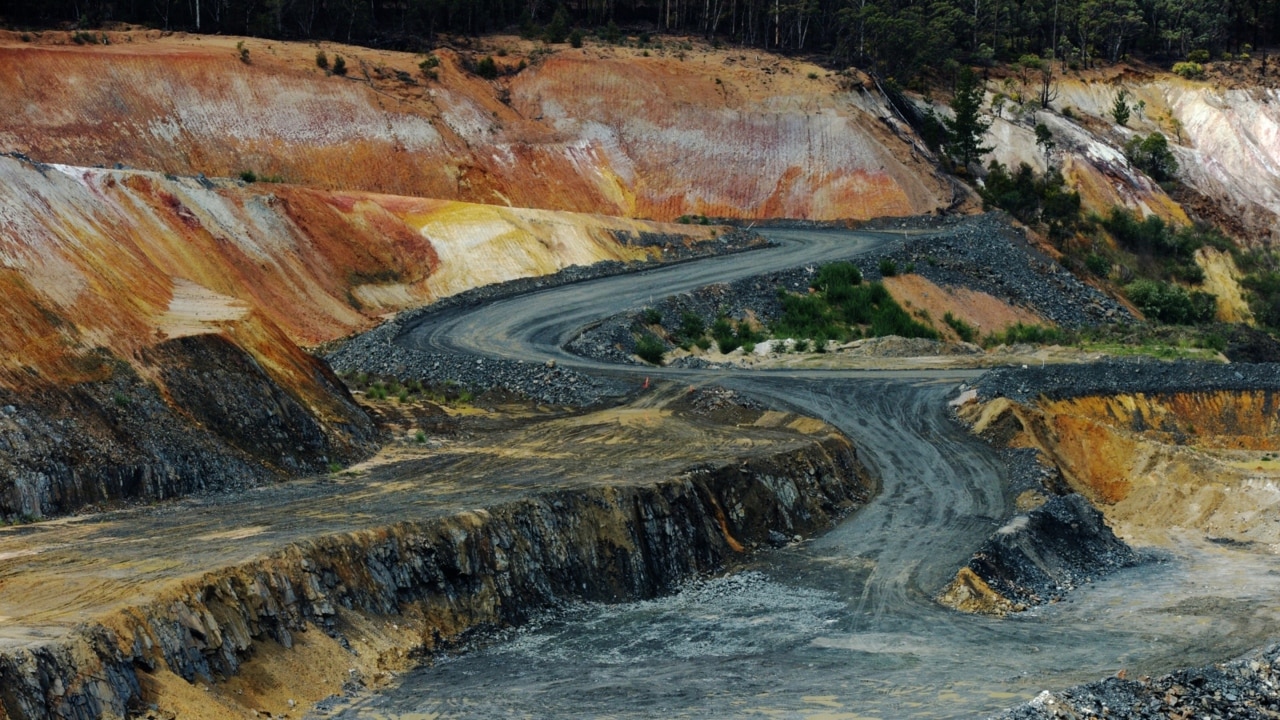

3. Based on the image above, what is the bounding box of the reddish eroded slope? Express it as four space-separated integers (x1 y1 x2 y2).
0 31 951 221
0 154 710 390
0 154 718 517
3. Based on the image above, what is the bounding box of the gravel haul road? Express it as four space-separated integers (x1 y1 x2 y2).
329 227 1280 719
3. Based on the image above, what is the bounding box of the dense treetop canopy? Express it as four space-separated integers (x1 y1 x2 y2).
1 0 1272 81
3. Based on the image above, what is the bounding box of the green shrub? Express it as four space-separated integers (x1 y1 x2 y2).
1172 61 1204 79
870 302 938 339
1196 333 1227 352
635 334 665 364
1125 279 1217 324
813 261 862 291
475 55 499 79
415 430 427 443
1124 132 1178 182
1085 253 1111 277
544 6 570 43
943 312 977 342
678 311 705 340
1187 49 1210 64
640 307 663 325
569 28 585 48
316 50 329 69
600 21 623 44
986 323 1065 346
237 40 250 64
879 258 898 277
419 55 440 80
981 162 1081 239
332 55 348 75
774 278 934 342
239 170 257 183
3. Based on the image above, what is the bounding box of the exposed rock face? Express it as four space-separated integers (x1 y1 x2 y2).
0 33 952 221
989 74 1280 245
940 494 1137 614
0 334 376 520
0 436 870 720
943 361 1280 614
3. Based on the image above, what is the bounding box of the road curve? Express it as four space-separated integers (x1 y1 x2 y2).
398 226 1003 627
365 227 1280 718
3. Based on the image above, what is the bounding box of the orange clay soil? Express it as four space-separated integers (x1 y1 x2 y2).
0 30 951 221
881 273 1046 341
963 391 1280 548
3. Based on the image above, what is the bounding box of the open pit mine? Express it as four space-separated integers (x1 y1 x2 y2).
3 24 1280 720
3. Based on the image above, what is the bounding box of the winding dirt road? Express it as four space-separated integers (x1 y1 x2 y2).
361 227 1280 718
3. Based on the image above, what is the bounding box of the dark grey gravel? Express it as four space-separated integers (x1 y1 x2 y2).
975 359 1280 403
328 344 632 407
994 643 1280 719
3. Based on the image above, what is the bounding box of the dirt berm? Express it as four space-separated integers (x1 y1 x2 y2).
0 386 871 720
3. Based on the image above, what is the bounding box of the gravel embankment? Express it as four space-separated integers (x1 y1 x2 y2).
974 359 1280 403
329 345 632 407
994 643 1280 719
325 230 764 405
569 213 1129 365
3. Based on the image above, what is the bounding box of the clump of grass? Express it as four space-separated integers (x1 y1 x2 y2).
983 323 1065 347
943 312 977 343
635 333 665 364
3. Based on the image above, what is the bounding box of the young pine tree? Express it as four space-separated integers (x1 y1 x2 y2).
945 68 992 168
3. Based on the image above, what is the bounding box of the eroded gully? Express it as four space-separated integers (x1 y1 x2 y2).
326 228 1280 719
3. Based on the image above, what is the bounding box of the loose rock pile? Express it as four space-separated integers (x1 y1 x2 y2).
975 359 1280 403
995 643 1280 719
872 213 1127 327
329 344 632 407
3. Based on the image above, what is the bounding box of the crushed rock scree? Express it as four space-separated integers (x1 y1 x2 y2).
569 214 1129 365
327 345 631 407
993 643 1280 719
973 359 1280 404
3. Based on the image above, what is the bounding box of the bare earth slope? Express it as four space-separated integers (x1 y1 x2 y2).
0 30 951 221
0 153 718 518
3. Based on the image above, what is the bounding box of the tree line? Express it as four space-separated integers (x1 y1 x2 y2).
2 0 1277 79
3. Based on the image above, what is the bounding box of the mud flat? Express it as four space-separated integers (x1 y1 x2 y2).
0 385 870 720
